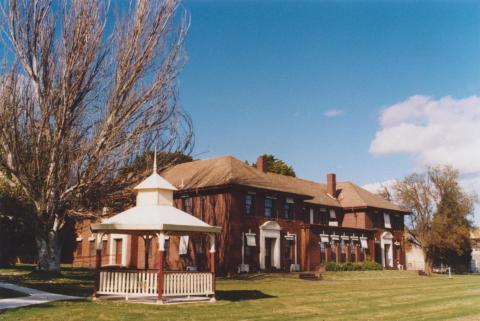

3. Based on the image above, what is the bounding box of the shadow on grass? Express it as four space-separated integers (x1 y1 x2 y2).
0 268 94 298
216 290 276 302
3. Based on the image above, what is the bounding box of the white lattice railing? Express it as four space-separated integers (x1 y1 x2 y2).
97 271 214 297
98 271 157 296
163 272 213 297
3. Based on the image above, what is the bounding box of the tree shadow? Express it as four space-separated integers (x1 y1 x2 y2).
216 290 276 302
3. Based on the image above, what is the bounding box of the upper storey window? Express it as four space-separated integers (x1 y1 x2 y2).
328 209 338 226
283 198 294 219
183 197 192 214
383 213 391 229
245 194 254 215
264 198 274 218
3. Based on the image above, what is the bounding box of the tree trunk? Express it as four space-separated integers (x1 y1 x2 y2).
423 252 433 275
35 230 62 273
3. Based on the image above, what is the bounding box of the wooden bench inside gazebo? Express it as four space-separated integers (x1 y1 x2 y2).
90 155 221 304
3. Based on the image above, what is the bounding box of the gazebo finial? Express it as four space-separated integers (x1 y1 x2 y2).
153 146 157 173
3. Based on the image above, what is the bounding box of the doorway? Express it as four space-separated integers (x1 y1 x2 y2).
259 221 281 270
384 244 391 267
381 232 394 268
265 238 275 270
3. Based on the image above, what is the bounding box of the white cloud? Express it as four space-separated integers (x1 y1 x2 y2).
324 109 344 118
370 95 480 174
370 95 480 223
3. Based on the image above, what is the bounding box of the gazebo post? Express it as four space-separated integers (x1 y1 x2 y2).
156 232 166 304
92 232 104 300
209 233 216 303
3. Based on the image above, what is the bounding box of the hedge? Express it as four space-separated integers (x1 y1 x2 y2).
325 261 382 271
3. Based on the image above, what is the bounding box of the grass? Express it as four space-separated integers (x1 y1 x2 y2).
0 265 93 297
1 267 480 321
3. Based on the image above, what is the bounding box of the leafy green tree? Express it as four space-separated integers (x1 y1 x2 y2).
254 154 296 177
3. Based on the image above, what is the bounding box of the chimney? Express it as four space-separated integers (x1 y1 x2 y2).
327 173 337 198
256 155 267 173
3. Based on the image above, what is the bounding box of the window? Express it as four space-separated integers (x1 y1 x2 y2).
245 194 254 215
283 198 293 219
179 235 189 255
76 241 82 256
183 197 192 214
329 209 337 219
319 242 326 263
393 214 403 230
89 240 95 256
384 213 392 229
319 209 329 225
264 198 274 218
102 240 108 254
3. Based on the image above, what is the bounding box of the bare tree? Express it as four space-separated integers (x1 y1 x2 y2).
0 0 193 272
393 166 474 274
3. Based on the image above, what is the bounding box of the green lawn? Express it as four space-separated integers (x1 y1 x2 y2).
0 265 93 297
1 267 480 321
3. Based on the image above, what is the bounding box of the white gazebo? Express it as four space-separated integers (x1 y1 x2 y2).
91 155 221 304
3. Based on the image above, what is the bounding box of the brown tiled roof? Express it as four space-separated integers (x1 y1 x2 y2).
162 156 315 199
337 182 407 213
162 155 407 212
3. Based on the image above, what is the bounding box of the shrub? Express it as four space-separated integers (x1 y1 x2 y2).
361 261 382 271
325 261 382 272
325 261 339 271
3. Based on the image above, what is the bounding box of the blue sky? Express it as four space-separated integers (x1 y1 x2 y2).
179 0 480 224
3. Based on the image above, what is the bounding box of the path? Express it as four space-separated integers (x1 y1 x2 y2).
0 282 81 310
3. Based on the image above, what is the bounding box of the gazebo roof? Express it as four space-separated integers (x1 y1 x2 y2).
134 172 177 191
91 150 220 234
91 205 221 233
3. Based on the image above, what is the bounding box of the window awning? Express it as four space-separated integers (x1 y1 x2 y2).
384 213 392 229
330 234 340 241
360 238 369 249
350 236 359 241
285 234 296 241
179 235 189 255
320 234 330 243
245 233 256 247
286 197 294 204
341 235 350 241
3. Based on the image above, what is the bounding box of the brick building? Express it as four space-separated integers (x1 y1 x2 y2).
70 155 409 274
